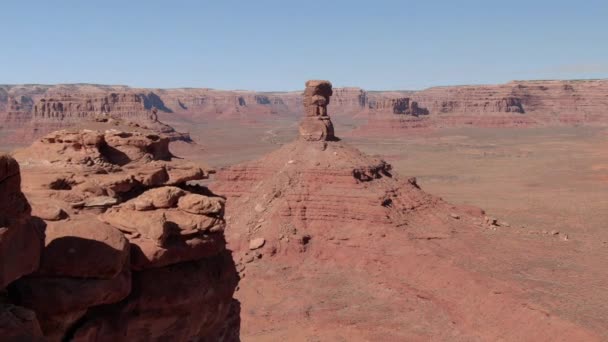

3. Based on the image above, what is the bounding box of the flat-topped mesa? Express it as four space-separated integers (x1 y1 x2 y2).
299 80 336 141
33 92 157 123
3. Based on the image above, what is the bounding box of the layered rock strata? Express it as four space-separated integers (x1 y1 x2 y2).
0 88 190 145
3 79 608 144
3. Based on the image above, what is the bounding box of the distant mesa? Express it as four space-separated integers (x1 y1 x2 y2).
2 79 608 147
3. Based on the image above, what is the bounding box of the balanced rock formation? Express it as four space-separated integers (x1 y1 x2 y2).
298 80 335 141
2 123 238 341
210 80 600 340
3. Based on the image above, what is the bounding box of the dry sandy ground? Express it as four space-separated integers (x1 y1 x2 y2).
179 122 608 338
351 127 608 337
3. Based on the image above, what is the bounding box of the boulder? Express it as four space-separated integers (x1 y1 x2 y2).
10 266 131 316
130 186 185 209
71 252 237 341
164 210 225 233
129 233 226 270
0 223 42 288
166 164 207 184
249 238 265 250
35 220 129 278
100 209 169 246
178 194 225 215
32 205 68 221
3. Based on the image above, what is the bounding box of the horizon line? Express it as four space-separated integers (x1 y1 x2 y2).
1 77 607 93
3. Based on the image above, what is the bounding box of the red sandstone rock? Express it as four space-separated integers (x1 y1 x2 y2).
12 265 131 316
35 220 129 278
134 186 185 209
177 193 225 215
299 80 335 141
100 209 169 245
32 205 68 221
4 127 237 341
0 154 42 289
71 252 237 341
166 162 208 184
129 233 226 270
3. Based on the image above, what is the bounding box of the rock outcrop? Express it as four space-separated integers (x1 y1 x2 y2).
209 80 600 341
298 80 335 141
0 155 42 288
13 129 175 171
0 154 44 340
1 125 238 341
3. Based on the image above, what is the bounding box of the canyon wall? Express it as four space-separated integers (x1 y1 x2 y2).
0 86 190 145
1 79 607 142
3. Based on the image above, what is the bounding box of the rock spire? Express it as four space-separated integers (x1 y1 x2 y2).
299 80 336 141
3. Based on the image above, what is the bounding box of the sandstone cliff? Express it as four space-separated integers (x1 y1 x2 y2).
2 79 607 141
0 86 190 145
0 126 238 341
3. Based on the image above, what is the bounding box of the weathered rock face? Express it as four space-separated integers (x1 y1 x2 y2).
299 80 336 141
0 155 42 289
2 127 238 341
0 86 190 146
366 95 429 116
2 96 34 126
0 154 45 340
33 93 155 122
13 129 172 169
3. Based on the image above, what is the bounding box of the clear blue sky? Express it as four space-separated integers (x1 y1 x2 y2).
1 0 606 91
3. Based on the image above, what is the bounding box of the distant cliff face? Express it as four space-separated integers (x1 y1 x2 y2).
0 87 192 145
33 93 156 122
152 89 300 119
1 79 607 142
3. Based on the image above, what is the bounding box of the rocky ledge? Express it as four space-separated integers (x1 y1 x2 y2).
0 126 238 341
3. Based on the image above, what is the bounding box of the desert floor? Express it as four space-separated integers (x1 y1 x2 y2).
6 120 608 338
174 122 608 338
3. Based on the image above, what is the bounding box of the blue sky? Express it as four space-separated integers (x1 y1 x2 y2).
1 0 606 90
